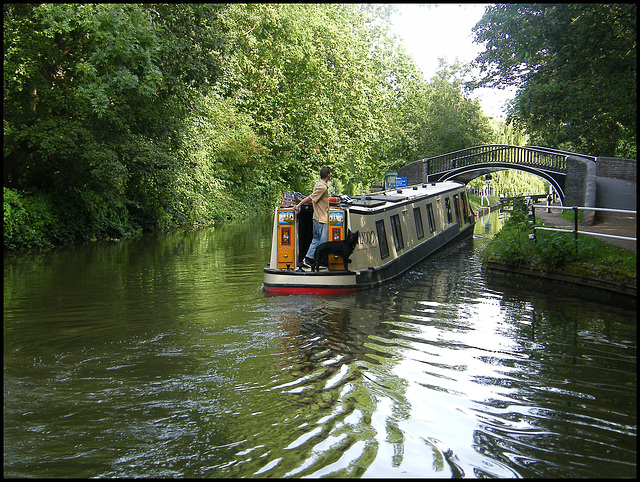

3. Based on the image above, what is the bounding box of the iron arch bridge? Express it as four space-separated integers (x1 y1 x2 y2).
399 145 597 203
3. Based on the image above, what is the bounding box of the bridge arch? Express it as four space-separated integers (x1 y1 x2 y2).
435 162 566 202
398 145 598 206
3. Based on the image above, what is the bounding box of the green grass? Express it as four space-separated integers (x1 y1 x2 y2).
558 207 583 224
468 193 499 212
483 206 636 287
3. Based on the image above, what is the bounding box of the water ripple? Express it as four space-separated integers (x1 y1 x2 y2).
4 217 635 478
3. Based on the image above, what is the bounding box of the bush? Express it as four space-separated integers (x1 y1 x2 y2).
4 186 145 251
53 186 143 241
531 231 577 270
4 187 57 250
482 201 533 266
483 219 533 266
484 205 636 286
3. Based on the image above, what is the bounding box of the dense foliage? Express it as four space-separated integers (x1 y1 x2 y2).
484 203 636 287
5 3 496 250
470 4 636 158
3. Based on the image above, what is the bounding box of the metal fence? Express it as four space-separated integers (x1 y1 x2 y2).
531 205 636 253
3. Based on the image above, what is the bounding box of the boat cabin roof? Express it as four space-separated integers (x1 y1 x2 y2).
347 181 463 213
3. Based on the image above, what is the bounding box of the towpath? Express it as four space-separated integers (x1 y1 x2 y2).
533 203 636 253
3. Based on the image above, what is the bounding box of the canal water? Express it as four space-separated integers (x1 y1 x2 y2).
4 211 636 478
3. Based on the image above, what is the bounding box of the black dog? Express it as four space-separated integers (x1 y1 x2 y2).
313 230 359 272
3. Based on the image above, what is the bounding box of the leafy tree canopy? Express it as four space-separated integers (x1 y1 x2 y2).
4 3 495 249
470 4 636 157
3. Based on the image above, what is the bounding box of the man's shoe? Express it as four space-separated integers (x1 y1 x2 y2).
302 257 313 268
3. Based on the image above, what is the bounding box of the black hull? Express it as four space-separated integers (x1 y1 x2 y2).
354 222 474 288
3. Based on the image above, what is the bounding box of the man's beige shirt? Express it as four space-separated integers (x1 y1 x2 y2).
310 179 329 223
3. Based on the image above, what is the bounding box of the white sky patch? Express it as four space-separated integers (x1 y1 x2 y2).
390 3 517 119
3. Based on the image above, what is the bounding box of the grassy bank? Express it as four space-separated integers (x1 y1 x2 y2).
468 193 499 213
482 205 636 289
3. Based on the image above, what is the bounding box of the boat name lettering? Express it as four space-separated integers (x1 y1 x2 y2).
358 231 378 246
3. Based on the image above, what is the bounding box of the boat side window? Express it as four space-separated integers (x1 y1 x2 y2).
390 214 404 251
453 194 462 224
426 203 436 233
413 207 424 240
461 191 470 222
376 220 389 259
444 197 453 224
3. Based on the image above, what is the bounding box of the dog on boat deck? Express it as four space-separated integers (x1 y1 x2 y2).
313 230 359 272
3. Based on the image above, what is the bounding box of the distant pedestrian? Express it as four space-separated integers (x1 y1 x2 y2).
481 184 490 206
546 193 553 213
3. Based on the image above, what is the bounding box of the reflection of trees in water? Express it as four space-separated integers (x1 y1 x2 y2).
271 294 415 476
279 306 360 397
390 240 477 305
474 211 505 238
275 291 401 374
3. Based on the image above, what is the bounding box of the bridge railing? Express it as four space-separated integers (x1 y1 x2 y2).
423 145 596 176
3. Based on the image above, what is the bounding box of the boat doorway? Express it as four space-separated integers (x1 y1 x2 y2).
297 205 314 265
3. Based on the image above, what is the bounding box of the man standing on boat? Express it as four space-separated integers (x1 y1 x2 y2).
294 166 331 268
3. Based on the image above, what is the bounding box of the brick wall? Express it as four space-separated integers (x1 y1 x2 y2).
596 157 636 181
564 156 596 225
398 159 428 185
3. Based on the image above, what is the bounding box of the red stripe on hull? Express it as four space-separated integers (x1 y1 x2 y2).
263 285 357 295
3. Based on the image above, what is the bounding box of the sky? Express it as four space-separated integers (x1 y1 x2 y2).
389 3 516 119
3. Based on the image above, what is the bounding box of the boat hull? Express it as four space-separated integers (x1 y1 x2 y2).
263 270 358 295
264 181 476 295
263 222 474 295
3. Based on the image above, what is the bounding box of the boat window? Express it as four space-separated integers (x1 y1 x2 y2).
453 194 462 224
376 220 389 259
390 214 404 251
426 203 436 233
413 207 424 239
460 191 470 222
444 197 453 223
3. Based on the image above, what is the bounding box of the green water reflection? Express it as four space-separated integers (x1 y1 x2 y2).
4 211 636 477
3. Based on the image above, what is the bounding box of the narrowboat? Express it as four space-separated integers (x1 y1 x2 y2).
263 181 475 294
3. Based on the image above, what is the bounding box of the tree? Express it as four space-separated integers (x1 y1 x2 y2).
3 4 230 239
217 4 402 194
4 3 503 249
385 59 494 171
470 4 636 157
488 119 529 146
173 94 269 226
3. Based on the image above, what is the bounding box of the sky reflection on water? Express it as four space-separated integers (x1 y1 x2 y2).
4 213 636 477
